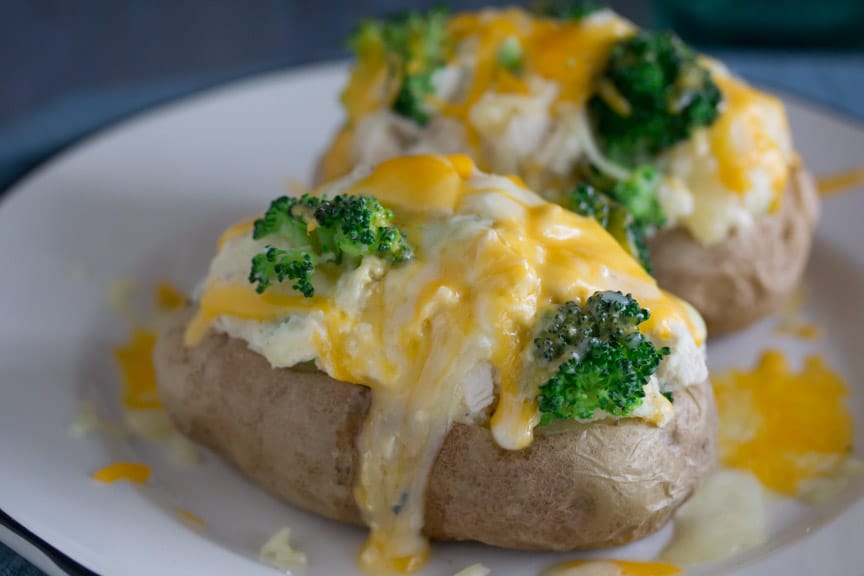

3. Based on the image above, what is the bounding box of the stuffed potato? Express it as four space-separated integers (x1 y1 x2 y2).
156 155 716 574
155 311 716 551
316 6 819 335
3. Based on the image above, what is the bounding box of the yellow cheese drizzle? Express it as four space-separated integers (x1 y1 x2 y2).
155 281 187 311
177 508 206 530
92 462 152 484
187 155 703 574
817 166 864 197
708 73 790 204
324 7 793 219
713 349 853 496
321 9 632 182
113 330 162 410
543 559 682 576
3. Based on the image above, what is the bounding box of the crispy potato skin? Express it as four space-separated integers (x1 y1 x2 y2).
155 312 717 550
648 166 820 336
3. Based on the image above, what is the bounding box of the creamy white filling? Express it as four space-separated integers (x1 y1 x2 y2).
346 51 792 246
206 171 706 428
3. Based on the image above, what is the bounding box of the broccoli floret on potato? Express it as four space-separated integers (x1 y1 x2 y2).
249 194 413 296
350 8 450 125
567 168 661 273
534 291 669 424
589 30 722 165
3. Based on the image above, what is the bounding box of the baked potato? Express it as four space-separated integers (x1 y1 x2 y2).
155 309 717 550
159 154 716 571
648 165 819 335
316 6 819 336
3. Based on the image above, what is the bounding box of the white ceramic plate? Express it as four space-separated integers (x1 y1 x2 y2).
1 62 863 576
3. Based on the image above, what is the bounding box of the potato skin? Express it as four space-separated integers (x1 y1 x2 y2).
648 166 820 336
154 312 717 550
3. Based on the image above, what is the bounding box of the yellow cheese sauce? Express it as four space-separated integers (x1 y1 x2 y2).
113 292 202 442
708 73 790 201
542 559 682 576
177 508 206 530
323 7 796 247
713 349 854 496
188 155 706 574
442 10 632 125
113 329 162 410
155 281 187 311
817 165 864 197
91 462 152 484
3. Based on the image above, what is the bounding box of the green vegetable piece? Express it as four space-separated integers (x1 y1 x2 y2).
589 30 722 165
497 36 525 75
249 247 315 296
567 182 654 273
350 8 450 125
249 194 413 296
534 291 669 423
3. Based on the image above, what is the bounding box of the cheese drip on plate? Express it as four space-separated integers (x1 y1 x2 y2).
187 154 707 574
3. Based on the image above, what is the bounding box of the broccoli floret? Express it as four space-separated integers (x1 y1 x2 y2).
535 0 604 20
589 31 722 165
249 194 413 296
249 247 315 296
605 202 652 274
534 291 669 424
599 165 666 229
350 9 450 125
497 36 524 75
568 183 653 273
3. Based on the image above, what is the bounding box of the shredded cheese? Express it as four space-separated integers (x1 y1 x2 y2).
91 462 152 484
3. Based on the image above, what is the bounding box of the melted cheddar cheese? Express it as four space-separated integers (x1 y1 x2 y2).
714 349 854 496
155 281 187 311
817 165 864 197
177 508 206 529
114 330 161 410
542 559 682 576
322 8 796 247
187 155 707 574
92 462 152 484
708 72 790 199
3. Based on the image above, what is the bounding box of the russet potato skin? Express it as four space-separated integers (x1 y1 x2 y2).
155 311 717 550
648 166 820 336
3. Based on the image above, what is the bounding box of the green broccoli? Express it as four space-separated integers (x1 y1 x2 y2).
534 291 669 424
589 30 722 165
567 182 653 273
599 165 666 229
350 8 450 125
249 248 315 297
497 36 524 75
249 194 413 296
534 0 604 20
